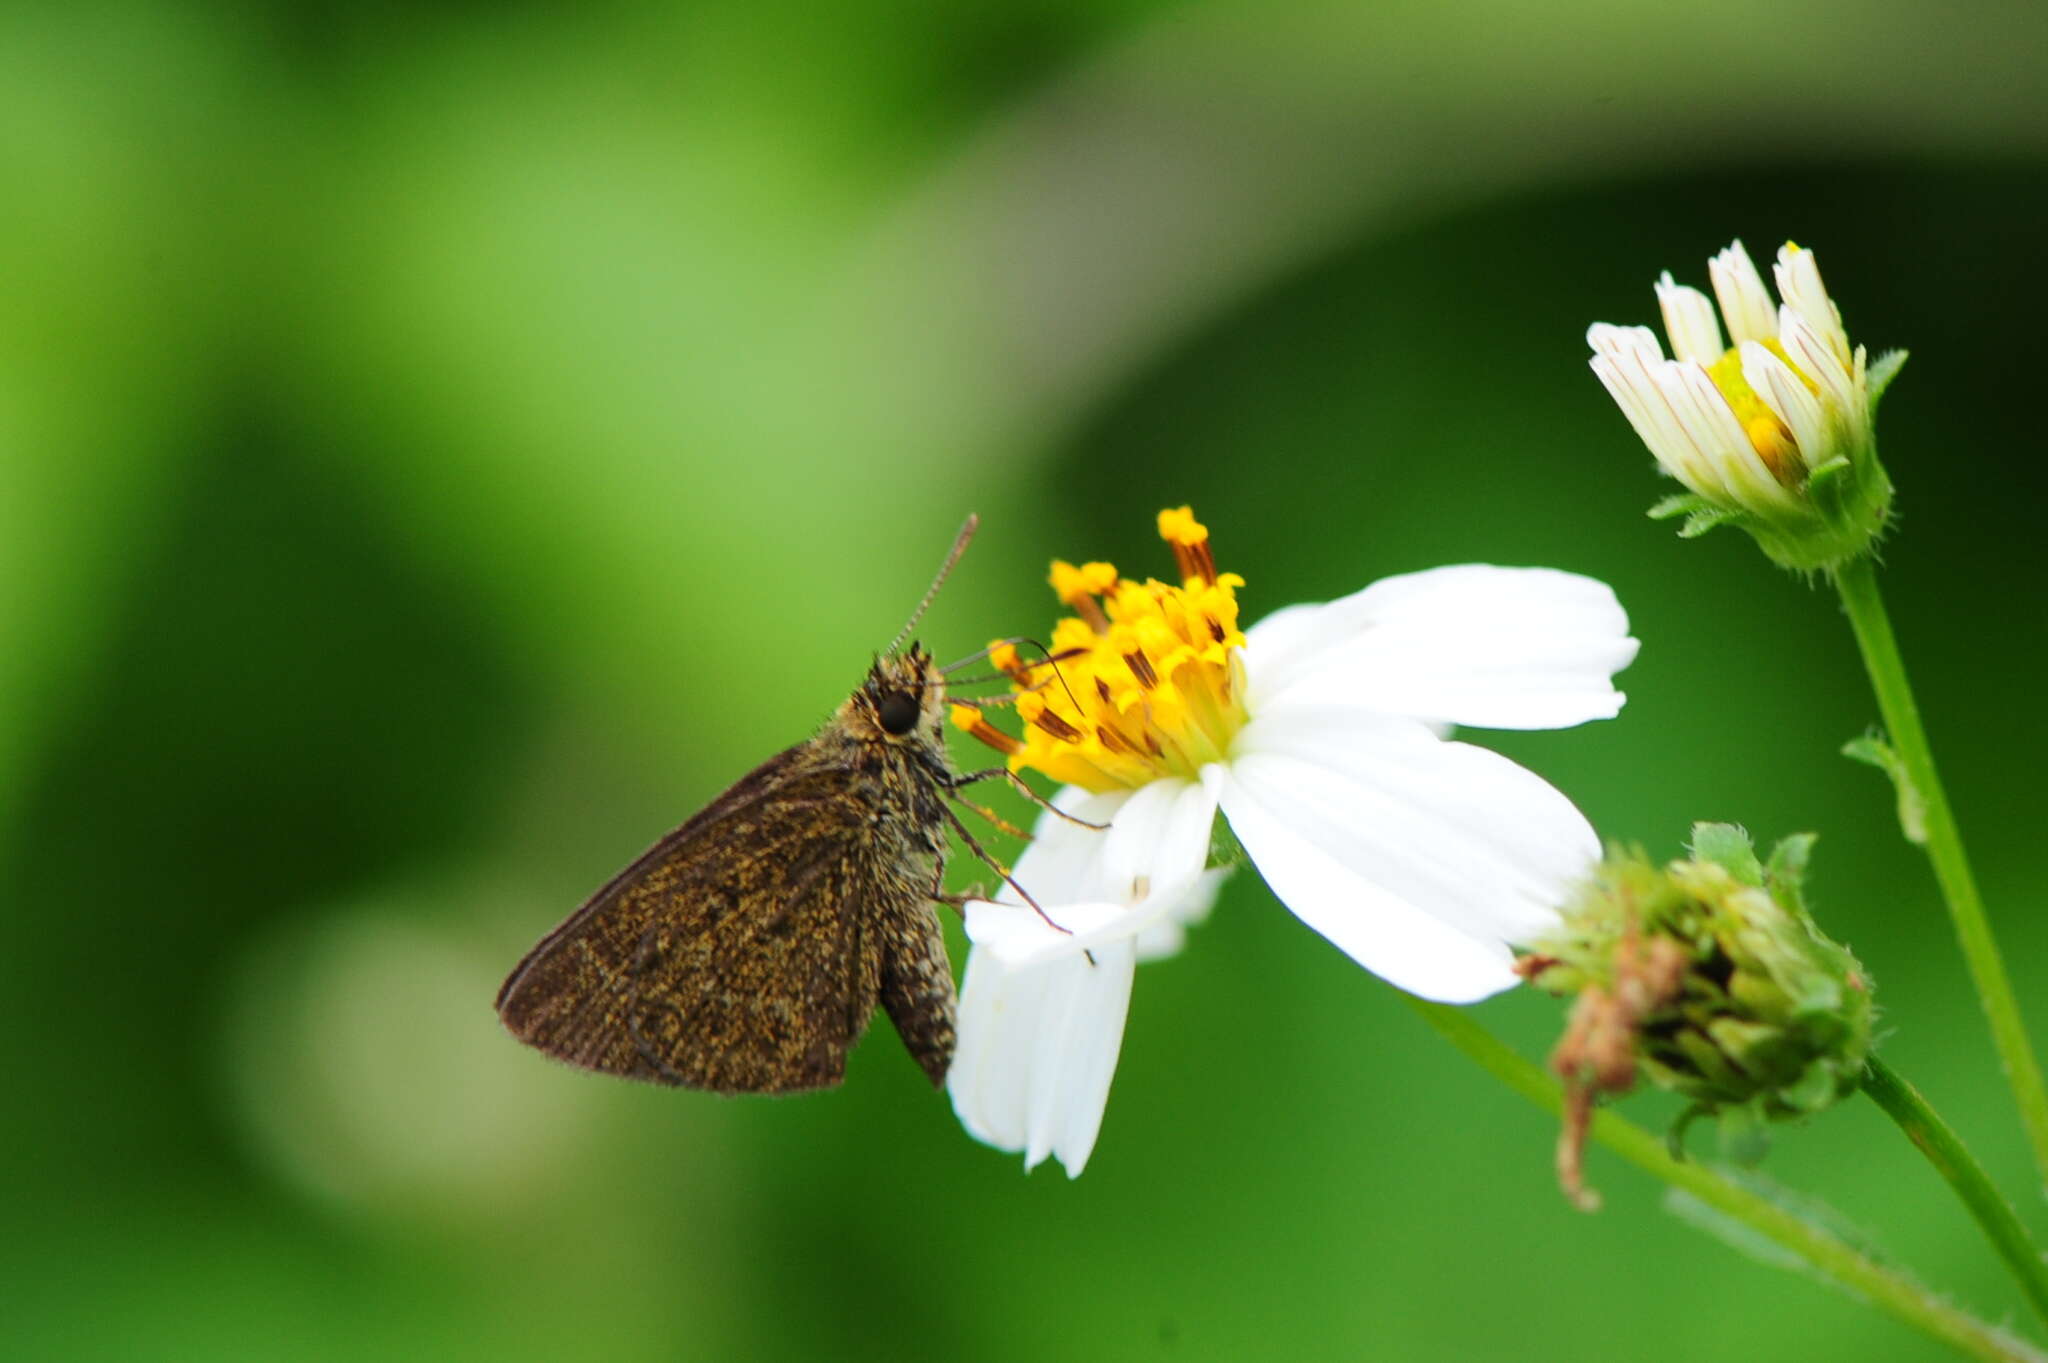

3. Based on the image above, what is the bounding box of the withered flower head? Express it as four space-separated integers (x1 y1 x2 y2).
1520 823 1873 1209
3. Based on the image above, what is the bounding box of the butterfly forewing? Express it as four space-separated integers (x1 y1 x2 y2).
496 658 960 1094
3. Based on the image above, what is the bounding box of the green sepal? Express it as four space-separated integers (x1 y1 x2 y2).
1866 349 1910 408
1679 507 1744 539
1646 493 1748 541
1781 1056 1848 1112
1668 1103 1710 1161
1842 733 1928 844
1764 833 1817 919
1648 492 1714 521
1690 822 1764 885
1717 1099 1772 1165
1803 456 1853 516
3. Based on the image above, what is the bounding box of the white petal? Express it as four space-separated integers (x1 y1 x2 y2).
1206 761 1522 1003
1244 565 1637 730
1003 786 1130 904
1230 708 1596 938
948 926 1136 1176
1206 707 1599 999
945 778 1224 1177
1025 939 1135 1174
1099 778 1216 906
1135 868 1227 962
1708 240 1778 346
1655 274 1726 366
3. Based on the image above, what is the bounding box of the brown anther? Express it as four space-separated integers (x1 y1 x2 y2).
1094 677 1113 705
1073 594 1110 635
1124 650 1159 691
1096 725 1135 755
1207 616 1226 643
1030 707 1085 744
1169 537 1218 586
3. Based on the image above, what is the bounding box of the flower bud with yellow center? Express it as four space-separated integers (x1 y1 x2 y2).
1589 240 1904 573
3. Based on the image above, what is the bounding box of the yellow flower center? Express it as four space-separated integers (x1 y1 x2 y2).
1707 343 1809 484
952 506 1249 793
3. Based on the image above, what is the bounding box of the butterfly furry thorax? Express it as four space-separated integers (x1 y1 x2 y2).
496 645 961 1095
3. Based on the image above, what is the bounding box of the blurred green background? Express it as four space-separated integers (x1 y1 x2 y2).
7 0 2048 1359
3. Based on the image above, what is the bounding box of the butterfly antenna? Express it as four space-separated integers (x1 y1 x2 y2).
887 513 978 655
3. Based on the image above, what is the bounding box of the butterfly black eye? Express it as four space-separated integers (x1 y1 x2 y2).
876 689 921 736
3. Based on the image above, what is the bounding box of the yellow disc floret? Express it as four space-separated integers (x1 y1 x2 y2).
1706 343 1812 485
956 506 1249 793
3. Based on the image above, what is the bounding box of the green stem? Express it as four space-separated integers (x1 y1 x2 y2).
1863 1057 2048 1327
1833 555 2048 1192
1406 997 2046 1363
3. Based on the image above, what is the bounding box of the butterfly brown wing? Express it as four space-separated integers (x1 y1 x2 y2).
496 743 905 1095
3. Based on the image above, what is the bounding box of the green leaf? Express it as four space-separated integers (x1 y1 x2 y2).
1663 1188 1812 1275
1842 733 1928 844
1666 1164 1901 1280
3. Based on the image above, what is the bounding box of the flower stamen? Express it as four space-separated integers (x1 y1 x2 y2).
1157 507 1218 585
950 704 1024 757
957 507 1250 793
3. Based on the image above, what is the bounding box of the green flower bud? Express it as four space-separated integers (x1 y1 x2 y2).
1587 241 1905 574
1519 823 1873 1208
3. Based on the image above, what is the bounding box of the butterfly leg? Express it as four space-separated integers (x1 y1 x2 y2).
944 765 1109 830
933 798 1073 935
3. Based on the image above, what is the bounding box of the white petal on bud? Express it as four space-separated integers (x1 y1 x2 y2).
1655 275 1726 366
1708 240 1778 346
1777 306 1861 422
1773 245 1854 369
1671 364 1802 512
1590 341 1726 501
1739 340 1827 465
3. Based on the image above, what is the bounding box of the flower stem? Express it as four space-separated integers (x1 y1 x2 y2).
1862 1057 2048 1328
1833 555 2048 1193
1405 997 2046 1363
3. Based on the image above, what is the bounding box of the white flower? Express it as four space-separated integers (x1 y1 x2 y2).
945 509 1637 1175
1586 240 1896 570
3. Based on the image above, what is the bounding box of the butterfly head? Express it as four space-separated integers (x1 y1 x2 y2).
850 644 948 749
